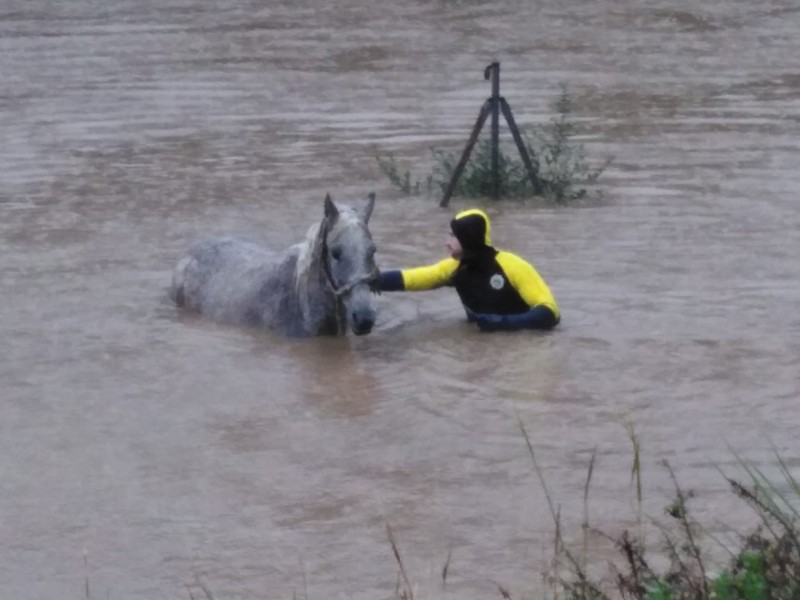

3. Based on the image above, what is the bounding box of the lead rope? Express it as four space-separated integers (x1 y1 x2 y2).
331 267 380 297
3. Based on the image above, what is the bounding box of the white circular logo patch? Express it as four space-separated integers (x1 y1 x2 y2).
489 274 505 290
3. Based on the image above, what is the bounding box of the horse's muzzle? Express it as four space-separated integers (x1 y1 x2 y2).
350 311 376 336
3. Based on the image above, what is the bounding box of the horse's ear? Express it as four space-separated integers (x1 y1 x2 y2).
361 192 375 223
324 193 339 221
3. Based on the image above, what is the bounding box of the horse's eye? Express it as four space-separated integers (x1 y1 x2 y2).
331 248 342 261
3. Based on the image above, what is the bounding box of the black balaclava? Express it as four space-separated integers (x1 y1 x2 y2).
450 211 494 262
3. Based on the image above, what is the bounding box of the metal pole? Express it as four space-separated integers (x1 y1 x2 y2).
439 100 491 208
484 62 500 200
500 98 545 196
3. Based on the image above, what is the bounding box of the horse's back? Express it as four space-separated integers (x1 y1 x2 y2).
171 236 295 326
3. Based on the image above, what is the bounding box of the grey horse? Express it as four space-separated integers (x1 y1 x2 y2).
170 193 378 336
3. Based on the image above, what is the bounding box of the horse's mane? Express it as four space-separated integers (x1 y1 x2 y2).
291 221 322 330
295 221 323 284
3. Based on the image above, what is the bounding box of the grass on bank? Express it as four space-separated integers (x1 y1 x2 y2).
519 422 800 600
374 86 608 204
384 423 800 600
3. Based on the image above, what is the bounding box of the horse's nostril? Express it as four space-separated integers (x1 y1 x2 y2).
351 312 375 335
352 312 370 325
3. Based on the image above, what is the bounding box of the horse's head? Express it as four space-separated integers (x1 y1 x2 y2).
320 193 378 335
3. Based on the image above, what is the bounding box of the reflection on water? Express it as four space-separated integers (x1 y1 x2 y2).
1 0 799 598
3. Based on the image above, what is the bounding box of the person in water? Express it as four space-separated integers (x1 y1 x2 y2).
377 208 559 332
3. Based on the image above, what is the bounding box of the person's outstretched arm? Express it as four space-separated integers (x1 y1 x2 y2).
377 258 459 292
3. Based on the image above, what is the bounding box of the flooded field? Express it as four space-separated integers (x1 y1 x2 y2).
1 1 799 598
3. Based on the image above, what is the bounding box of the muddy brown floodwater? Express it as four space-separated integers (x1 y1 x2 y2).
1 1 799 598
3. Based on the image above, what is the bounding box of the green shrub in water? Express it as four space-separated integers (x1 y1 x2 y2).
373 151 433 196
374 86 607 204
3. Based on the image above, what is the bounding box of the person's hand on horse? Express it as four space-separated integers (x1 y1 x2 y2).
372 269 405 294
369 270 383 295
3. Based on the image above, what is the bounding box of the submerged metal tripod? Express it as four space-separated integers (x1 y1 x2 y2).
439 62 545 208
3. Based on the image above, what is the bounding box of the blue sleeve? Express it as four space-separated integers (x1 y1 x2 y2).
473 306 558 332
377 270 404 292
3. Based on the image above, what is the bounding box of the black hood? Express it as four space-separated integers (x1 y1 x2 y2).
451 212 490 252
